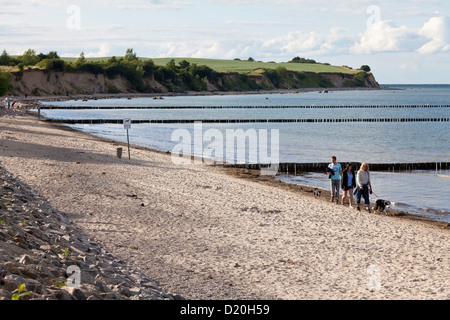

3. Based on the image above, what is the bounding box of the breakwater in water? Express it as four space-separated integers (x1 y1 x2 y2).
42 117 449 124
37 104 450 110
224 162 450 173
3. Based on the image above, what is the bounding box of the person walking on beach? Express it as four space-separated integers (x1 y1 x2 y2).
355 162 372 212
328 156 342 204
341 163 356 207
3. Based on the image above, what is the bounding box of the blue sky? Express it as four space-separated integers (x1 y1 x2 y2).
1 0 449 83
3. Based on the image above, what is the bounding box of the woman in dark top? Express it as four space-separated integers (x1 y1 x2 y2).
341 163 356 207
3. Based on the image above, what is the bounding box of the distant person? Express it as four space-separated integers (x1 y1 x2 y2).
7 98 11 109
341 163 356 207
328 156 342 204
355 162 372 212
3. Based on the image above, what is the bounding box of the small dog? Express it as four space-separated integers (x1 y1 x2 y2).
313 188 322 198
374 199 391 214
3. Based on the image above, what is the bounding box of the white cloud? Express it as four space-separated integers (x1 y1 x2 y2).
350 15 450 55
154 40 255 60
85 43 111 58
261 27 352 57
264 31 323 53
350 21 415 54
417 16 450 54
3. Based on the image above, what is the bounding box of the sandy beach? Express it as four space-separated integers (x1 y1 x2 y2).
1 111 449 300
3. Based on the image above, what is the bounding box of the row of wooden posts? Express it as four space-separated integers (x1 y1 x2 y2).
38 104 450 110
44 118 450 124
225 162 450 173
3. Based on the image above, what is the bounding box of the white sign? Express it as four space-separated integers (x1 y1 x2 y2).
123 118 132 129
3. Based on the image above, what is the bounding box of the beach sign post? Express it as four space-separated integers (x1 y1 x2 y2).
123 118 131 159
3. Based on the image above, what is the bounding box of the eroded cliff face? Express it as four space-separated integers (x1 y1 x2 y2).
365 73 380 88
10 68 379 96
11 69 167 96
321 72 379 88
12 70 110 95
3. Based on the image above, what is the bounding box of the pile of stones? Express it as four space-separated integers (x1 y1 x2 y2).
0 166 183 300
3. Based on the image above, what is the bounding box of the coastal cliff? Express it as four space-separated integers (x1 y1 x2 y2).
9 68 379 96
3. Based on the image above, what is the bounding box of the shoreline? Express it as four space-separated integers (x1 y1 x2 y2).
228 168 450 230
7 86 392 105
2 107 450 300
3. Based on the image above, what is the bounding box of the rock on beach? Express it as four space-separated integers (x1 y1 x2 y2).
0 165 182 300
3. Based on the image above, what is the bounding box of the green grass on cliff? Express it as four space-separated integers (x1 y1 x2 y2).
148 58 358 74
60 57 359 75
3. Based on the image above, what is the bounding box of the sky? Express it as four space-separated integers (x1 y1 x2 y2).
1 0 449 84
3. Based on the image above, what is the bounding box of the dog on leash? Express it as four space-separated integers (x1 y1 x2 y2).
313 188 322 198
374 199 391 214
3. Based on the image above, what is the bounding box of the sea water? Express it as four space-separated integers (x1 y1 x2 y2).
38 85 450 222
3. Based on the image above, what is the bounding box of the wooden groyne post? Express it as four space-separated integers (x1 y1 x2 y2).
225 162 450 173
